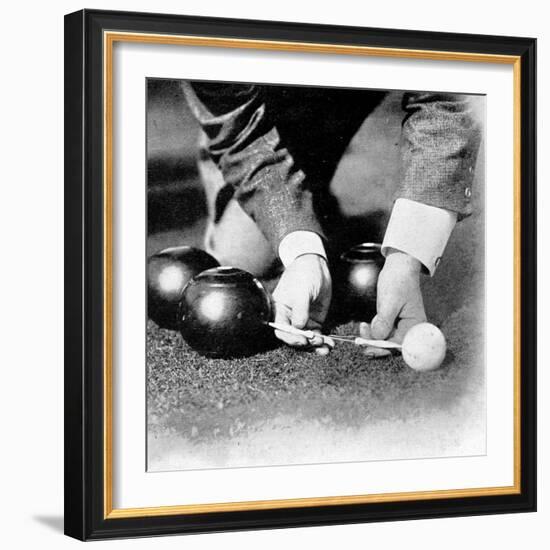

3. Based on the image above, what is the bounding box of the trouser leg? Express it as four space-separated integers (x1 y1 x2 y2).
195 88 398 277
197 132 281 278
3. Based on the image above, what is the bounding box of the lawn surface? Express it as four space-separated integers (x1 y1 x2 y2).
146 202 485 470
146 89 486 471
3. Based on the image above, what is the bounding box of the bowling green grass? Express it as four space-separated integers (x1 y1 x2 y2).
145 91 486 470
145 197 486 470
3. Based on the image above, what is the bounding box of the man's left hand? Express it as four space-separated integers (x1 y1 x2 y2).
359 250 427 358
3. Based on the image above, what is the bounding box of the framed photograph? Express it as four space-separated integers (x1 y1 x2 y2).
64 9 536 540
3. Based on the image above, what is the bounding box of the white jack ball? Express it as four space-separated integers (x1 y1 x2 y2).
401 323 446 372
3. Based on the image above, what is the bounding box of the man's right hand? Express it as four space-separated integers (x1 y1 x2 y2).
272 254 332 351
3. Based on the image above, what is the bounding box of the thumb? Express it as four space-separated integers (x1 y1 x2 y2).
291 294 311 329
370 300 400 340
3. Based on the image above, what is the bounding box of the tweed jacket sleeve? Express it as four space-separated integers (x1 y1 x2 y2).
181 81 324 251
182 83 482 252
398 92 482 218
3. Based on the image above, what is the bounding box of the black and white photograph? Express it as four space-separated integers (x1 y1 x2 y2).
146 79 486 472
58 5 538 542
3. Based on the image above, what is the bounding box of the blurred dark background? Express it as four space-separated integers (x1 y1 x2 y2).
147 79 205 241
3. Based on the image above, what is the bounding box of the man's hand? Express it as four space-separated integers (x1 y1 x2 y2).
359 250 427 358
272 254 332 351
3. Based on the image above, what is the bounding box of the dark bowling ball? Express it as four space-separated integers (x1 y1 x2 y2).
147 246 219 330
336 242 384 321
179 267 273 358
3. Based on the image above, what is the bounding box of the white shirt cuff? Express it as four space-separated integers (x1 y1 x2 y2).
382 198 457 276
278 231 327 268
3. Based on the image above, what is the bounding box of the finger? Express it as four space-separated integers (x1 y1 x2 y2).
307 334 325 346
290 293 311 329
361 319 399 343
370 276 404 340
302 328 330 355
314 345 331 356
358 322 392 357
273 303 308 347
322 335 335 349
356 325 390 354
371 294 402 339
274 330 309 346
370 314 395 340
362 346 392 359
359 322 372 339
308 329 335 349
